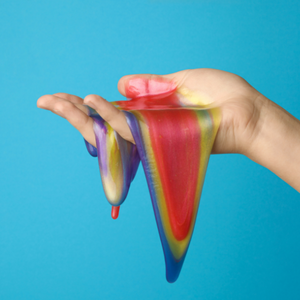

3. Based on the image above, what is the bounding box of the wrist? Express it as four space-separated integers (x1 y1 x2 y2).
244 95 300 191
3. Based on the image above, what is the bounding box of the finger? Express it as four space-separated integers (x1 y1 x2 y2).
37 94 88 118
117 73 185 98
83 94 134 144
52 93 84 104
37 94 96 146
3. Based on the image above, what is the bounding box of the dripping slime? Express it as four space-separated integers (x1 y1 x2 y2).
84 80 221 283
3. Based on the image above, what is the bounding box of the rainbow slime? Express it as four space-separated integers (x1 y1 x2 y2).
84 86 221 283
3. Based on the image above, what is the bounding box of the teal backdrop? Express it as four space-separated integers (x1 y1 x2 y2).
0 0 299 299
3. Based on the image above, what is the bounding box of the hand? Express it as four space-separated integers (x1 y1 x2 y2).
37 68 300 191
37 69 265 155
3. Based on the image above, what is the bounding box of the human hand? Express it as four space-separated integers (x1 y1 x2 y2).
37 69 265 156
37 68 300 191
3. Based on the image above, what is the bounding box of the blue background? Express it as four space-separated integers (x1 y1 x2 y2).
0 0 299 299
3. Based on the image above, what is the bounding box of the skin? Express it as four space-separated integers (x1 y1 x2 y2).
37 68 300 192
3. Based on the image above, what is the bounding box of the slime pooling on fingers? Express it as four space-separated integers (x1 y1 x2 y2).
84 79 221 283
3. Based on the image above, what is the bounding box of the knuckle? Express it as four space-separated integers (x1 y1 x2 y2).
84 94 98 103
54 101 73 114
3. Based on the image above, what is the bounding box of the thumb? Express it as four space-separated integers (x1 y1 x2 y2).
117 73 178 98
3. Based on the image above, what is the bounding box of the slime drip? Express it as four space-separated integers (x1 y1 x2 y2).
84 85 221 283
111 206 120 219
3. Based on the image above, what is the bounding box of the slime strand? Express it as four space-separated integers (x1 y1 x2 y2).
84 86 221 283
84 110 140 208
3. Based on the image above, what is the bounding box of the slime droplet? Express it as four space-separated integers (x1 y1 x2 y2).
111 206 120 219
84 82 221 282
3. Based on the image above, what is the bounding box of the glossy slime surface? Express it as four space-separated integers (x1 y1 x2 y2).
84 80 221 283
